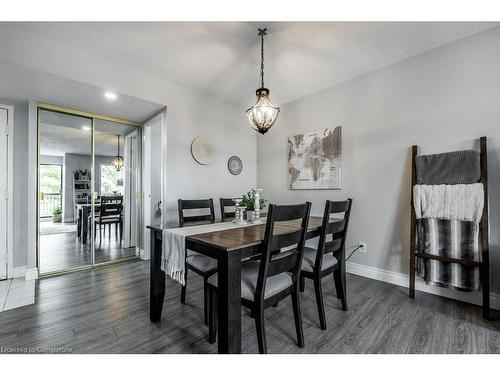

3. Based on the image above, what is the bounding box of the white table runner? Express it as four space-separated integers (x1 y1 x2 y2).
162 221 262 285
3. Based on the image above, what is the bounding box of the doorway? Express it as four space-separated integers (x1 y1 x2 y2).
37 103 143 276
0 104 12 280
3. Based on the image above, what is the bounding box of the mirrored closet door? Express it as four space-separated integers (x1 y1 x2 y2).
37 105 142 276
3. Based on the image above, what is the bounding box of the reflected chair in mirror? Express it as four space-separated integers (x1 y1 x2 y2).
208 202 312 354
299 199 352 330
219 198 237 220
178 198 217 326
94 195 124 247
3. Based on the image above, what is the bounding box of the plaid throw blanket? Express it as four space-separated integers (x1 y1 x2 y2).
416 218 480 291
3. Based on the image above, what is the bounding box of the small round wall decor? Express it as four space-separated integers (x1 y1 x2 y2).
227 156 243 175
191 136 216 165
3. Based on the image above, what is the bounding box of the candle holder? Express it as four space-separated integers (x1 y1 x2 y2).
234 206 247 225
252 188 263 223
232 198 243 223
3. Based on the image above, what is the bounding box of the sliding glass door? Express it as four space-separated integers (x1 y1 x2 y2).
37 105 142 276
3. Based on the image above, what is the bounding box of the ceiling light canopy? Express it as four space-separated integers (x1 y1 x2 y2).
245 28 280 135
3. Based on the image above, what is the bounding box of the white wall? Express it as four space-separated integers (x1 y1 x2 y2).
0 27 258 269
257 27 500 298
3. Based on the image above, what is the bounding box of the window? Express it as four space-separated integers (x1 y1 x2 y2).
39 164 62 217
100 164 124 196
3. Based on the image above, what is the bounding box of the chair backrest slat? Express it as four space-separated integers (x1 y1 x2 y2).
220 198 237 219
268 252 298 276
268 229 303 253
100 202 123 218
178 198 215 225
255 202 311 301
315 199 353 271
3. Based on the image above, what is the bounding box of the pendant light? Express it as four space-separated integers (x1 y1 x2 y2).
111 135 124 171
245 28 280 134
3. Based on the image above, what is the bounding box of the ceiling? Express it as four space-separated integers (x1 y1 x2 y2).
8 22 499 106
40 110 138 157
0 60 164 123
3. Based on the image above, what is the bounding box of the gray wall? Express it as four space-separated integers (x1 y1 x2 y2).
164 99 257 224
0 98 29 267
257 27 500 296
40 155 63 165
62 153 114 222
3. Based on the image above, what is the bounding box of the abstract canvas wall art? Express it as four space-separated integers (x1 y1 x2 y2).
288 127 342 189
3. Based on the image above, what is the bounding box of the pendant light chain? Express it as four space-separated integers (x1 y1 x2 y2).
259 28 266 89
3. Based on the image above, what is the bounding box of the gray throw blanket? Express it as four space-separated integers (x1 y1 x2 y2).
415 150 480 185
416 218 480 291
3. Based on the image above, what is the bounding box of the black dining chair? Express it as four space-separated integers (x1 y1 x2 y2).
219 198 237 220
178 198 218 326
94 196 124 246
299 199 353 330
208 202 312 354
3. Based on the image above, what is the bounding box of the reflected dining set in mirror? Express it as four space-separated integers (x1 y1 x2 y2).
147 194 353 354
76 195 124 246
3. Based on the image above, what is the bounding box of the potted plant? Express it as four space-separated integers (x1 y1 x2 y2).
240 191 267 221
52 207 63 223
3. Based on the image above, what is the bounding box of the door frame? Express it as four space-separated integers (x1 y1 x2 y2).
0 103 14 280
35 102 143 278
142 108 166 260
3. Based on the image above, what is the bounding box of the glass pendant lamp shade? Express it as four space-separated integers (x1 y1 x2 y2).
246 28 280 134
111 135 124 171
246 88 280 134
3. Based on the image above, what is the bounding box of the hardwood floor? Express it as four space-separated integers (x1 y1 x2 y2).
39 223 137 274
0 260 498 353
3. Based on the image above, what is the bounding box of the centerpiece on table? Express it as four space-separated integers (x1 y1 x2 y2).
240 189 267 223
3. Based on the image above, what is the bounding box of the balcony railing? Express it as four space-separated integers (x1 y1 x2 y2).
40 193 62 218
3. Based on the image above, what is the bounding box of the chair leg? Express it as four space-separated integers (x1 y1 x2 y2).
181 264 188 304
255 305 267 354
115 223 118 239
99 224 102 247
299 275 305 292
208 286 217 344
204 278 209 326
313 276 327 330
291 284 305 348
333 267 348 311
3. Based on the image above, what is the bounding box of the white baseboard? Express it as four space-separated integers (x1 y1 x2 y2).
11 266 38 280
12 266 26 278
346 261 500 310
25 268 38 281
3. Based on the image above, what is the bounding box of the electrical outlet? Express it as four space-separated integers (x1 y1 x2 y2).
358 241 367 253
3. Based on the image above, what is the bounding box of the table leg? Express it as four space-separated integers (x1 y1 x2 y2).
82 207 88 244
150 230 166 322
217 251 242 354
77 207 82 238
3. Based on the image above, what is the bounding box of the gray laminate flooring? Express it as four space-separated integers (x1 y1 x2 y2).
0 260 498 354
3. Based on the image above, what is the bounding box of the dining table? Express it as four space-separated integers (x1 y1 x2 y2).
76 202 101 244
147 215 324 354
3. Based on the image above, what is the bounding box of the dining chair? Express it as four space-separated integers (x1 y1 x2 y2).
208 202 312 354
219 198 237 220
178 198 217 326
94 197 124 246
299 199 353 330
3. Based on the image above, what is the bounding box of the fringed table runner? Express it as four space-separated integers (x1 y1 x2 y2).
162 221 261 285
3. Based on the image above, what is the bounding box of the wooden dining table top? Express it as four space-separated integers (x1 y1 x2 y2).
147 216 324 252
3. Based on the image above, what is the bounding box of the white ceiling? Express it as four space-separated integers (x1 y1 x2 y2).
0 60 164 123
8 22 499 106
40 110 138 157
